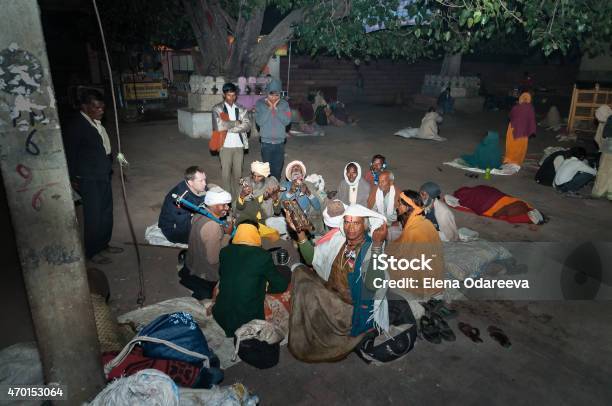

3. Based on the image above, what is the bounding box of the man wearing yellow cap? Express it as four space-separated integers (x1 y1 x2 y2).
213 222 289 337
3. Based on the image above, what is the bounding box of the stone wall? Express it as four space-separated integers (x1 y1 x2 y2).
281 56 579 105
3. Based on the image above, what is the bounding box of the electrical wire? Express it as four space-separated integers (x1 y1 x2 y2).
92 0 146 306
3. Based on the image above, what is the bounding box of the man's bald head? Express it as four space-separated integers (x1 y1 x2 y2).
378 170 394 194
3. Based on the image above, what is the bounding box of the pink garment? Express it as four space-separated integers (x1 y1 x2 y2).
509 103 536 139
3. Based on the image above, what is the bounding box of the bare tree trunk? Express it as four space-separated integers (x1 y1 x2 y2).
440 53 462 76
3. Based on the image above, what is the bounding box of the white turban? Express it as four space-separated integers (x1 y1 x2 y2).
342 204 387 236
323 200 347 229
204 187 231 206
250 161 270 177
285 160 306 181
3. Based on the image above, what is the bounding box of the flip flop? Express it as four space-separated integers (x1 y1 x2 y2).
458 322 483 343
432 314 456 342
420 316 441 344
488 326 512 348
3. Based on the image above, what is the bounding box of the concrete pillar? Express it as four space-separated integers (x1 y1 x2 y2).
0 0 105 403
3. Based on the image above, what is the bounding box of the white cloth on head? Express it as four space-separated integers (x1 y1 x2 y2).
343 162 362 204
204 187 232 206
417 111 445 141
251 161 271 177
322 201 347 229
285 160 306 181
312 204 389 333
375 187 396 223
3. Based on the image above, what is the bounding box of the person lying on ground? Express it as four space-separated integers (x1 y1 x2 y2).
212 221 290 338
158 166 207 244
452 185 545 225
337 161 371 206
364 154 387 186
419 182 459 242
183 187 234 298
553 148 597 194
286 205 390 362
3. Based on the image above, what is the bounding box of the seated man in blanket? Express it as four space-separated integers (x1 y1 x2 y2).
236 161 283 240
286 205 391 362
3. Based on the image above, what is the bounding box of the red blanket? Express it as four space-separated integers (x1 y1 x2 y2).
454 185 506 215
103 346 202 387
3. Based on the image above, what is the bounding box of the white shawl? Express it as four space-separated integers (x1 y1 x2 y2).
375 187 396 221
311 204 389 332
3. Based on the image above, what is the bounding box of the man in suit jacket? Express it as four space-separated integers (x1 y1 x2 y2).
212 83 251 202
64 89 122 264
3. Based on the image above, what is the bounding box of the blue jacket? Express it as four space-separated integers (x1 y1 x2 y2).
158 181 205 244
255 98 291 144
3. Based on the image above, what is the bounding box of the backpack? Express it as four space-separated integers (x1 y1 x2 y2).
104 312 223 387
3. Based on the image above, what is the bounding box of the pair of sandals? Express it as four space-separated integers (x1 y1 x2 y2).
419 299 458 344
458 322 511 348
464 173 479 179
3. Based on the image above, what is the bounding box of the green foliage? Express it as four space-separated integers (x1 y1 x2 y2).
101 0 612 64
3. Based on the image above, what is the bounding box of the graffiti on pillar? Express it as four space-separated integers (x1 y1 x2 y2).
0 42 49 155
15 163 59 211
1 43 57 211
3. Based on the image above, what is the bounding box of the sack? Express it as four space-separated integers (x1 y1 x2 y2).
209 130 227 152
104 312 223 387
232 319 284 369
236 338 280 369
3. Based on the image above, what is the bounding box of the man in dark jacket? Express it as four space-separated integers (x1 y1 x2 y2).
158 166 207 244
64 89 122 264
212 222 289 337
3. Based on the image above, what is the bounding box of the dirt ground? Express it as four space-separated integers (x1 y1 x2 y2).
3 103 611 404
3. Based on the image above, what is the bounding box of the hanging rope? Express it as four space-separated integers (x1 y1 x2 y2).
92 0 146 306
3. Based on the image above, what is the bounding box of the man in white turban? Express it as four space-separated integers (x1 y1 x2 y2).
286 204 393 362
184 186 234 296
236 161 282 225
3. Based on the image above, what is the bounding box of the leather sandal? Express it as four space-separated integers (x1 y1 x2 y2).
420 316 441 344
488 326 511 348
432 314 456 342
458 322 483 343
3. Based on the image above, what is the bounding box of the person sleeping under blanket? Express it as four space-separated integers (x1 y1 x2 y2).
450 185 545 225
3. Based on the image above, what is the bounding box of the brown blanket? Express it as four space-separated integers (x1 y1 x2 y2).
288 266 364 362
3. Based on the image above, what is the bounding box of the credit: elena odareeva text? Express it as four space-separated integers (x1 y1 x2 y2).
371 253 530 290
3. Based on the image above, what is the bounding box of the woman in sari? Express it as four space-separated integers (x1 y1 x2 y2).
503 92 536 165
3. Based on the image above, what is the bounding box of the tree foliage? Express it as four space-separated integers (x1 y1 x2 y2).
99 0 612 77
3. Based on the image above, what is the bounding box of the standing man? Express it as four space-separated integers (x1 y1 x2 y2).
255 78 291 181
158 166 207 244
64 89 122 265
212 83 251 201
